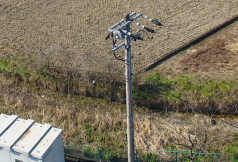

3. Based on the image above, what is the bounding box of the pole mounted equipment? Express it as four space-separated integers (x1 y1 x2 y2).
142 25 155 33
152 19 163 26
106 12 161 162
107 12 161 53
108 13 142 40
144 15 163 26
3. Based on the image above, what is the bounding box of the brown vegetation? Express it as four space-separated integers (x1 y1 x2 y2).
155 20 238 81
0 0 237 72
0 72 237 161
1 0 238 160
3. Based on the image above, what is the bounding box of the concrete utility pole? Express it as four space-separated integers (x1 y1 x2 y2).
106 12 142 162
124 14 135 162
106 12 160 162
107 12 142 162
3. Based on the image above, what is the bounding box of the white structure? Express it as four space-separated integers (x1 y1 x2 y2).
0 114 65 162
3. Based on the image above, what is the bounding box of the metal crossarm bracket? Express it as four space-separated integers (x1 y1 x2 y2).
108 13 142 40
109 12 136 31
112 37 134 52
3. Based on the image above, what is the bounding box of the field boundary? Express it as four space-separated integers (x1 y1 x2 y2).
137 14 238 74
64 145 225 162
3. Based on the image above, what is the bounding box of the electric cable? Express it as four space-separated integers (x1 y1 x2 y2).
87 75 100 89
105 12 238 134
112 39 117 47
113 51 125 62
162 89 238 130
132 72 238 131
111 31 125 62
130 34 143 41
83 71 237 131
105 31 124 62
140 30 152 41
162 92 202 113
105 33 111 40
216 118 238 130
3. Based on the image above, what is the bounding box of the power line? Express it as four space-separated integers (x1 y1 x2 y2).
164 91 238 130
216 118 238 130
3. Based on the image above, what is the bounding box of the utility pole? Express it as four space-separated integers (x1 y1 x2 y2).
124 14 135 162
106 12 161 162
107 12 141 162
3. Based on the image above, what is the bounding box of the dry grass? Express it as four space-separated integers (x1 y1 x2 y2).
0 0 237 73
153 20 238 81
1 1 238 159
0 72 237 161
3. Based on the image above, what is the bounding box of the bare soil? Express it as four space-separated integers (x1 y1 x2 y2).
0 0 237 72
153 20 238 81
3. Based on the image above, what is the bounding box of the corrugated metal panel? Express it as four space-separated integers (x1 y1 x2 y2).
12 123 51 155
0 114 18 135
30 127 62 159
0 118 34 149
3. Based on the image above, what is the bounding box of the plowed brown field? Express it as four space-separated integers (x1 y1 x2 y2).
0 0 238 73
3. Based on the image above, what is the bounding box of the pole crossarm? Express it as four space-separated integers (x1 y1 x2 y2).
108 13 142 40
109 12 136 31
117 13 142 31
108 12 137 31
112 37 135 52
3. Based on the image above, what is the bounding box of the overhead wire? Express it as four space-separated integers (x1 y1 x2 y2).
82 67 238 130
216 118 238 130
113 50 125 62
104 13 238 130
108 31 125 62
131 72 238 130
163 85 238 130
